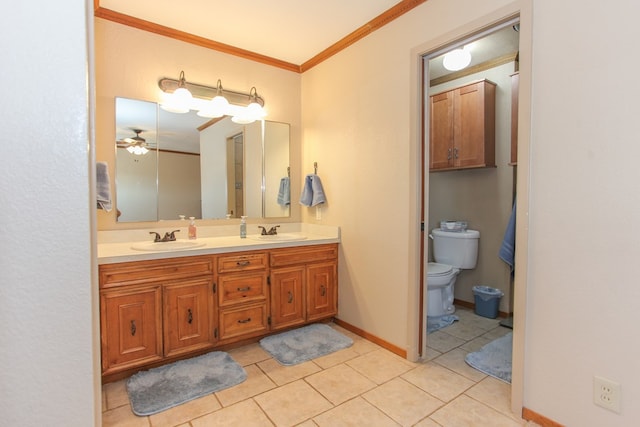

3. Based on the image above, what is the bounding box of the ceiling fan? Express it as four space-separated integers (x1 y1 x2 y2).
116 129 156 155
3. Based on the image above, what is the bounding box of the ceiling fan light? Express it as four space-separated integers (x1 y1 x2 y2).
443 48 472 71
126 145 149 155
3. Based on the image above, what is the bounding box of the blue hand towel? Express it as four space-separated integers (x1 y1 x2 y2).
277 177 290 206
300 174 326 207
96 161 112 212
498 201 516 272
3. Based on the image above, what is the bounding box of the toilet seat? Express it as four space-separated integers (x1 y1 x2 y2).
427 262 457 287
428 262 453 277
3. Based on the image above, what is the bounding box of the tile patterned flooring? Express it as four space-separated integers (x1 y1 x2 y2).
102 307 541 426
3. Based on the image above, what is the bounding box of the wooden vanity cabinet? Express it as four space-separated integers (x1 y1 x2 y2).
270 244 338 329
216 251 270 343
99 255 216 377
99 244 339 380
430 79 496 171
100 284 163 375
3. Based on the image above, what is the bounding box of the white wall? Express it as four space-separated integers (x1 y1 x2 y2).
0 1 98 426
524 0 640 424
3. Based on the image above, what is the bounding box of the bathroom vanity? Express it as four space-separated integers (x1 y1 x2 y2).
98 225 339 382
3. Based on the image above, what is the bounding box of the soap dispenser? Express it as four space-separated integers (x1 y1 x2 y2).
240 216 247 238
188 216 197 240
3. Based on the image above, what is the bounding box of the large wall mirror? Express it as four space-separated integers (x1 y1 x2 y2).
115 97 290 222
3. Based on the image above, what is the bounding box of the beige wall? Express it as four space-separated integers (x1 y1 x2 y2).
94 19 303 230
429 62 516 314
300 0 516 352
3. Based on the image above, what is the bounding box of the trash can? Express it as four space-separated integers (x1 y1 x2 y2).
472 285 504 319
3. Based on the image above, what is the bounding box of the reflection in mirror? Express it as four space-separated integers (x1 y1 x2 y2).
114 97 290 222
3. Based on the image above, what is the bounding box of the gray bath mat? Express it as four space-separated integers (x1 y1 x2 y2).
259 323 353 365
465 332 512 383
126 351 246 416
427 314 459 334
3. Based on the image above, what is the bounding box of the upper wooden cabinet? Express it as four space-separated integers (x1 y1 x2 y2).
429 79 496 171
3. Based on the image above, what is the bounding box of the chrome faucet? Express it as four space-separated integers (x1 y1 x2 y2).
149 230 179 242
258 225 280 235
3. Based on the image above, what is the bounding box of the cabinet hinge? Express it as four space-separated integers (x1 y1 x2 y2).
268 316 271 325
267 276 271 285
214 327 218 339
213 282 217 293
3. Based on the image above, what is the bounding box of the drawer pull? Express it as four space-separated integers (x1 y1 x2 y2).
236 260 251 267
321 285 326 297
187 308 193 324
237 286 251 292
238 318 252 324
288 291 293 303
130 320 136 336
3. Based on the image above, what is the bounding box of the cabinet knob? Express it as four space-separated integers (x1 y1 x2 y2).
447 148 452 160
321 285 326 297
238 318 252 324
454 147 459 159
130 320 136 336
236 260 251 267
237 286 251 292
187 308 193 324
288 291 293 303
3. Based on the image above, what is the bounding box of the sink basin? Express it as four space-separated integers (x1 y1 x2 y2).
250 234 308 242
131 240 206 251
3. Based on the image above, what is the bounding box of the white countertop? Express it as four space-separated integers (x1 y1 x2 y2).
98 223 340 264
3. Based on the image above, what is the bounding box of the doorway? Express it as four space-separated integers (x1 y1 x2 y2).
419 19 520 360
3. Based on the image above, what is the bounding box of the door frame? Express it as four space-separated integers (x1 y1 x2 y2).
407 0 532 415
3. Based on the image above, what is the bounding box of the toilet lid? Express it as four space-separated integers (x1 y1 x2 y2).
428 262 453 277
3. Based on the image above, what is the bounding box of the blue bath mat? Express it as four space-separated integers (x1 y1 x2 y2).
427 314 459 334
465 332 512 383
126 351 246 416
259 323 353 365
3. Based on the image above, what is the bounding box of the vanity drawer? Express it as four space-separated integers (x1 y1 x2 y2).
100 256 215 288
218 272 268 307
218 252 268 273
270 244 338 267
218 303 269 341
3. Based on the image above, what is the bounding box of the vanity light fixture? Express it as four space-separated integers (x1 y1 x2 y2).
443 47 472 71
197 79 230 118
159 71 266 124
160 71 193 113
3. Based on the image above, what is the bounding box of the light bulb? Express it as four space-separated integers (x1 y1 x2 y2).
443 48 471 71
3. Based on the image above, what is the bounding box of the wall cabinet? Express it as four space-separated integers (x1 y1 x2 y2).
429 79 496 171
99 243 338 381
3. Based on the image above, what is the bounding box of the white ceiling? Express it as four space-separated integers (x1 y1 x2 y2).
100 0 402 65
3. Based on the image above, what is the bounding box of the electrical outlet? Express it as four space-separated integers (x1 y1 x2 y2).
593 376 621 413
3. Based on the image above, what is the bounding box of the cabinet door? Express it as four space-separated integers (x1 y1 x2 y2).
100 286 162 374
454 81 495 168
163 277 215 358
271 266 306 330
218 303 269 341
307 262 337 321
429 91 455 170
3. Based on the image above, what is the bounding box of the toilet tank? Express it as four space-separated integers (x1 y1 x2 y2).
432 229 480 269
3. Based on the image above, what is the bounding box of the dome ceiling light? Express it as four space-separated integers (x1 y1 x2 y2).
442 47 472 71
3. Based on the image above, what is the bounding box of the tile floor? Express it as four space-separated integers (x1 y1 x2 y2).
102 306 541 426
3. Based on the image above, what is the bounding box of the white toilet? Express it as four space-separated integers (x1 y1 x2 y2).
427 228 480 317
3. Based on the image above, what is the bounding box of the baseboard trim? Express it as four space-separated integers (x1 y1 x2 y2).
333 318 407 358
522 407 564 427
